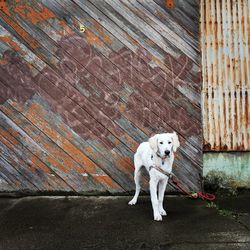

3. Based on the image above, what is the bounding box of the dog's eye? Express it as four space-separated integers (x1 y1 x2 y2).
159 141 163 144
168 141 171 144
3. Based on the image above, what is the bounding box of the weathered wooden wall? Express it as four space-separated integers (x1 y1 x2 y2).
0 0 202 194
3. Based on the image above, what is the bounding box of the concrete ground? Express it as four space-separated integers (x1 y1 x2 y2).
0 194 249 250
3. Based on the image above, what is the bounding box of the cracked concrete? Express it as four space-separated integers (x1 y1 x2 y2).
0 194 250 250
214 194 250 233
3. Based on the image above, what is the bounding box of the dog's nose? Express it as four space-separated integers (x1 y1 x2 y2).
165 150 170 155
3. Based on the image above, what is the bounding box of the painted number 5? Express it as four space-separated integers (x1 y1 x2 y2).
80 24 86 33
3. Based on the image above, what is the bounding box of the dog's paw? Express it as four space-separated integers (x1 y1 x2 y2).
159 208 167 216
154 213 162 221
128 199 137 205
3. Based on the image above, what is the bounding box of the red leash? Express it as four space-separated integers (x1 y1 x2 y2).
171 177 216 201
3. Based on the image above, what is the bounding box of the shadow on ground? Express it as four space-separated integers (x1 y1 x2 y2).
0 194 249 250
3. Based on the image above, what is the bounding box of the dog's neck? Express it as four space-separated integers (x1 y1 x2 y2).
151 152 173 170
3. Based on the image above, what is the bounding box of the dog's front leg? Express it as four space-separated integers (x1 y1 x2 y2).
158 179 168 216
149 179 162 221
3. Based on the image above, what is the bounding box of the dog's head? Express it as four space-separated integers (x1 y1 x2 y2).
149 132 180 159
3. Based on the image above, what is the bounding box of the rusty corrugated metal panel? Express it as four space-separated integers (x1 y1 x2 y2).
201 0 250 151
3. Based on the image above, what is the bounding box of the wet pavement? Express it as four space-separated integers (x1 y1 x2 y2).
0 194 249 250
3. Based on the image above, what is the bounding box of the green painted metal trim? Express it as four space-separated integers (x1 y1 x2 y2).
203 152 250 188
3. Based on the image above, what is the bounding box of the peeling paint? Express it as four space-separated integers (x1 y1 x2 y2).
85 30 104 47
14 4 55 25
0 11 39 49
204 152 250 189
0 36 22 51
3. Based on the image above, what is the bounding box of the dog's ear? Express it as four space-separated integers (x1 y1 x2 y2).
149 134 158 152
172 132 180 152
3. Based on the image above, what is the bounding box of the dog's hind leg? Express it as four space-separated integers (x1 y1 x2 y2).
128 169 141 205
128 156 142 205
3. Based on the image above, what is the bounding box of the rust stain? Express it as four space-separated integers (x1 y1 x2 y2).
85 30 104 47
1 104 70 173
111 136 121 147
47 156 69 174
30 154 51 174
95 175 121 190
0 127 19 148
92 20 112 45
201 0 250 151
15 101 122 189
203 142 211 151
123 134 138 152
119 103 126 113
166 0 175 9
151 55 163 67
86 146 94 155
24 102 99 172
14 2 55 25
115 156 134 175
0 59 8 65
0 0 11 16
174 153 181 161
0 36 22 52
126 34 139 46
12 101 121 189
58 20 74 37
0 11 39 49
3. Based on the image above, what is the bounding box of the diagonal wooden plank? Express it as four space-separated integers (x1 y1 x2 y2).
0 55 137 192
11 97 136 190
50 0 201 114
137 0 198 47
0 94 135 192
60 0 200 95
153 0 200 37
0 138 48 191
19 95 151 191
0 22 140 158
0 173 15 192
78 0 200 89
0 16 201 190
0 18 196 154
19 96 201 192
0 44 138 156
0 0 202 192
0 34 202 178
62 0 201 139
0 3 60 74
0 3 201 152
0 124 73 192
0 105 105 193
105 0 198 63
135 0 199 51
9 99 126 192
0 156 38 192
0 160 23 191
2 0 201 125
42 0 202 154
0 125 73 192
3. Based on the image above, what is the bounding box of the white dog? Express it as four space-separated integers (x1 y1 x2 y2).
128 132 180 221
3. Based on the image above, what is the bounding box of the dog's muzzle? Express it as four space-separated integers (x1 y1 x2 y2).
156 151 168 160
164 150 170 158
